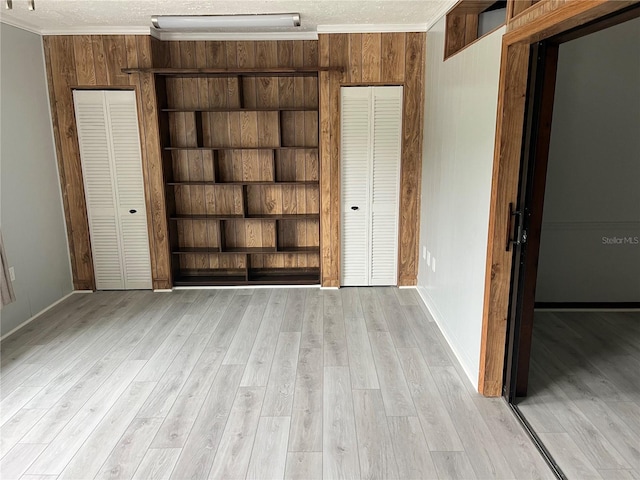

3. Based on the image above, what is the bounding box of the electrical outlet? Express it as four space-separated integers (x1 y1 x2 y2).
432 258 436 272
427 250 431 266
422 246 427 260
9 267 15 281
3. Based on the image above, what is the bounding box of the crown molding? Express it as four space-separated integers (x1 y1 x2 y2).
40 25 151 35
151 29 318 41
0 15 41 35
316 24 428 34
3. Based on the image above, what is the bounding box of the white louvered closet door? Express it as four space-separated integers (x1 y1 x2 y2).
340 86 402 286
74 90 152 290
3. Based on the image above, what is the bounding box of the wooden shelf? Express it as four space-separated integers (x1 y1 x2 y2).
170 214 319 221
122 67 341 76
162 107 318 113
172 246 319 255
173 268 320 286
165 146 317 151
167 181 318 186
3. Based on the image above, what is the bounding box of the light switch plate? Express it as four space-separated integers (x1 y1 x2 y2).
9 267 15 281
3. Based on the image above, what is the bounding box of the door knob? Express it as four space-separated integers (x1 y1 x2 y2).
351 206 359 211
129 209 137 214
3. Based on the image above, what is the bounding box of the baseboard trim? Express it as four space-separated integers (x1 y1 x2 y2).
153 289 173 293
1 290 81 341
535 302 640 311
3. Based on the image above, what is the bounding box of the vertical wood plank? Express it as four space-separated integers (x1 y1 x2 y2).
398 32 425 286
72 35 96 85
381 32 406 83
362 33 382 83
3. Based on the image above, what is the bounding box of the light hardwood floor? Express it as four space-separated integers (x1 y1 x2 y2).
519 310 640 479
0 288 553 480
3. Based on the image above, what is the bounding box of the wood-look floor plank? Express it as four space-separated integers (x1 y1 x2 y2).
352 389 400 479
0 387 42 426
262 332 301 416
241 289 288 386
169 365 244 480
368 332 416 417
404 306 451 367
58 382 157 480
0 409 47 456
95 417 164 480
378 287 417 348
387 416 438 480
20 356 125 443
396 348 463 451
323 366 360 480
323 290 348 366
25 361 146 473
344 316 379 389
359 287 389 332
137 332 210 418
340 287 363 319
246 416 291 480
430 366 515 479
151 294 250 448
223 289 273 365
289 347 323 452
472 397 556 479
301 288 323 349
431 451 478 480
208 387 265 480
281 289 307 332
0 443 47 480
131 448 181 480
285 452 323 480
537 432 602 480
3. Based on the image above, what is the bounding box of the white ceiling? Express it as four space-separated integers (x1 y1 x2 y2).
0 0 456 37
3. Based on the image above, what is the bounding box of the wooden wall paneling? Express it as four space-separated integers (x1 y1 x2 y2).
43 37 88 290
318 32 425 286
303 40 319 269
348 34 363 83
362 33 382 83
128 36 170 289
73 36 96 85
45 35 95 290
381 33 406 83
91 36 109 85
103 35 129 85
398 32 425 286
479 0 637 395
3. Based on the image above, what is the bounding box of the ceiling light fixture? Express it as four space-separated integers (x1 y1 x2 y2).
151 13 301 30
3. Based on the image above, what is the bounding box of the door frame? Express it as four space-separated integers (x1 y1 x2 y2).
478 0 640 397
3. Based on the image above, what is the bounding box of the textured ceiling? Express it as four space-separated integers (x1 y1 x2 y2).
0 0 456 34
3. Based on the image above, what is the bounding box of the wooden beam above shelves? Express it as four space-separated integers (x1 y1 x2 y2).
122 66 343 77
170 214 319 221
172 246 320 255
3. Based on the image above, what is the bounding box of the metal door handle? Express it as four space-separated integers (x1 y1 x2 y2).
351 206 359 211
129 209 137 214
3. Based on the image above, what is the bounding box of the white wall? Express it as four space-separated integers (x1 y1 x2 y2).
0 23 73 337
418 18 504 388
536 17 640 303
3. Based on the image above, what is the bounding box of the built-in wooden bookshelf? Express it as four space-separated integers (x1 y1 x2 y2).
142 67 329 286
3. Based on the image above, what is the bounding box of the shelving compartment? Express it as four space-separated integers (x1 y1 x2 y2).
159 69 320 286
